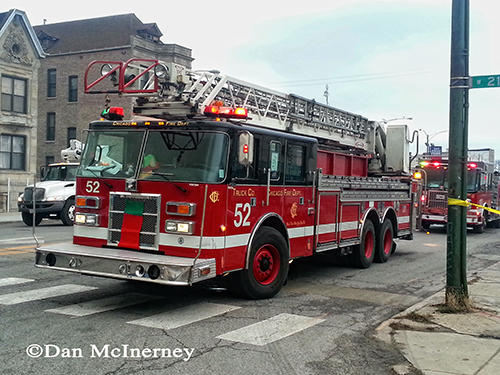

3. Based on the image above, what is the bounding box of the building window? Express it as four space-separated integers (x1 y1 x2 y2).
1 76 27 113
45 156 55 165
0 134 26 170
68 75 78 102
47 69 56 97
67 127 77 146
46 112 56 141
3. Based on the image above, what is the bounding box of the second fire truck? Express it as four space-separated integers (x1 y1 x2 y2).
414 148 500 232
35 59 413 299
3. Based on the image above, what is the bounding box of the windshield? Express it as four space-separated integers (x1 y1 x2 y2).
140 131 229 183
77 130 229 183
43 165 78 181
78 131 145 179
424 167 480 193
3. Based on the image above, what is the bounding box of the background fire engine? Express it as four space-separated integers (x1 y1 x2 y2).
35 59 414 299
413 148 500 233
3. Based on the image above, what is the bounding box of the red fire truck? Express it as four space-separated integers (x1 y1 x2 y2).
35 59 413 299
414 149 500 233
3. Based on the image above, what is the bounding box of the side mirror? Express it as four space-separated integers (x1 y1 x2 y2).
238 132 254 166
39 166 46 179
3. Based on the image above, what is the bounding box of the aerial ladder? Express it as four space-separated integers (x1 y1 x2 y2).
84 58 409 176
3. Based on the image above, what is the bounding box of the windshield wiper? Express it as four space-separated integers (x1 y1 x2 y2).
85 168 113 189
151 172 187 193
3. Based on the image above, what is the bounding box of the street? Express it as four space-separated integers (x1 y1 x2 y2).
1 221 500 375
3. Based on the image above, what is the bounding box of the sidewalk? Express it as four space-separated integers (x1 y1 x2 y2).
377 261 500 375
0 211 22 224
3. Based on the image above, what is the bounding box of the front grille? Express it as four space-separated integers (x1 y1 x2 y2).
24 187 45 202
426 190 447 209
108 193 160 250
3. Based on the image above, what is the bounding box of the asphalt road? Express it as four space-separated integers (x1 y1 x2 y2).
1 221 499 375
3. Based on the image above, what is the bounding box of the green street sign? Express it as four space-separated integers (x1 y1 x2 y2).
471 75 500 89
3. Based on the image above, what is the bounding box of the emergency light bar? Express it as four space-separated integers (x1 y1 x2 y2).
101 107 124 120
203 105 248 120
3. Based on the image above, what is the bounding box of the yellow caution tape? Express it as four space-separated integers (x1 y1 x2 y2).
448 198 500 215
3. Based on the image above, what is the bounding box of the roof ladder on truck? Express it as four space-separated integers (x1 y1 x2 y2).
84 59 401 170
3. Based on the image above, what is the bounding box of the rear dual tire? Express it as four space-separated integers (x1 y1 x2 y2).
352 218 394 268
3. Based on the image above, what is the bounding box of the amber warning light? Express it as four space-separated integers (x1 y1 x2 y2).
203 105 248 120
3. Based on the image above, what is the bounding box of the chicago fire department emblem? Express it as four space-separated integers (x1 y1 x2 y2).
291 202 298 218
209 191 220 203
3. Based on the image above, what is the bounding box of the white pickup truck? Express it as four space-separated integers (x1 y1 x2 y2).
17 139 83 226
17 162 78 226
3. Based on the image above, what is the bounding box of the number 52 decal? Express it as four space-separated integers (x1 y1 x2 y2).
234 203 251 227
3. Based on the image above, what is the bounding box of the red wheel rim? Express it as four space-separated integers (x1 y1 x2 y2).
383 228 392 255
253 244 280 285
364 230 374 259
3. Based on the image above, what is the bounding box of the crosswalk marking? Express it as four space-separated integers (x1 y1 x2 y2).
216 313 325 346
0 284 98 305
46 293 162 316
0 277 34 287
127 302 241 330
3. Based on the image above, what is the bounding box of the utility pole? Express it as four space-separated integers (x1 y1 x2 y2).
446 0 469 308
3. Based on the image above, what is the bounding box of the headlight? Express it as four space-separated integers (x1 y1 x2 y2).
75 213 99 226
165 220 194 235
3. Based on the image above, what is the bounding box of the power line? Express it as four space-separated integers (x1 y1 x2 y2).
272 68 437 88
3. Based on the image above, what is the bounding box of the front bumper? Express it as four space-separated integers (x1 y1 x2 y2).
18 200 65 214
35 243 216 286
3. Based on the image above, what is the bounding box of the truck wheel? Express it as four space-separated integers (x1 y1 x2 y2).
352 220 376 269
60 199 75 226
375 219 393 263
228 227 289 299
21 212 43 226
472 220 485 234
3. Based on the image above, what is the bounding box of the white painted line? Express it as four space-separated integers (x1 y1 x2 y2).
217 313 325 346
127 302 241 330
46 293 162 316
0 277 34 287
0 284 98 305
0 237 44 244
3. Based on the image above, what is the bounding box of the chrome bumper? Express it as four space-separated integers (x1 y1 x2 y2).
35 243 216 286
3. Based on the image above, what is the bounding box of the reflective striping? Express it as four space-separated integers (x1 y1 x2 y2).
75 215 410 252
158 233 226 249
74 225 108 240
225 233 250 248
127 302 241 330
46 293 162 317
0 277 34 287
217 313 325 346
318 223 336 234
288 226 314 238
398 215 410 223
0 284 98 305
339 221 359 231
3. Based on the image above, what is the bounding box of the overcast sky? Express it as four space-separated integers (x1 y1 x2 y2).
6 0 500 159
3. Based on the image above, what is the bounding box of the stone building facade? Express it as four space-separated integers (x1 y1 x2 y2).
33 14 193 169
0 9 45 212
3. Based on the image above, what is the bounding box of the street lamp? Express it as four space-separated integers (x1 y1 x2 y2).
381 117 413 124
419 129 448 154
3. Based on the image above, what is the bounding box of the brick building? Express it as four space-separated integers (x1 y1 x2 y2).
0 9 45 212
33 14 193 168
